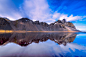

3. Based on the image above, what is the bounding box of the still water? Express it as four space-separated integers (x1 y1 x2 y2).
0 32 86 57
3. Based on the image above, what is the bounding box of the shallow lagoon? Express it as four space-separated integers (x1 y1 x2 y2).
0 32 86 57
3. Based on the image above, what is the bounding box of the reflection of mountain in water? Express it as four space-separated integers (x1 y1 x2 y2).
0 32 77 46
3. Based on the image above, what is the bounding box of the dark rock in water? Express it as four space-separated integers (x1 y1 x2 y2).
0 17 79 31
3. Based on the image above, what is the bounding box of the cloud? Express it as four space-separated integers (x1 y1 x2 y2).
74 23 86 31
77 26 86 27
52 11 60 19
52 11 86 22
0 41 86 56
0 0 22 20
22 0 53 23
22 0 86 23
61 14 83 21
76 26 86 31
0 0 86 23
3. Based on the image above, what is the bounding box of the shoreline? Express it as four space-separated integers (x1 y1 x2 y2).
0 30 79 33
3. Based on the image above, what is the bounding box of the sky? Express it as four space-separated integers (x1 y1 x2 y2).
0 0 86 31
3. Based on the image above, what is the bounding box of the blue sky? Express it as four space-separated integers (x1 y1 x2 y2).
0 0 86 31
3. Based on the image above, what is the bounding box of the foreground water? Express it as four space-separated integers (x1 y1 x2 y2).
0 32 86 57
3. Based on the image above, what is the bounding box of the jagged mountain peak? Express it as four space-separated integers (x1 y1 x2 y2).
0 17 12 30
0 17 79 31
17 18 31 22
54 19 66 24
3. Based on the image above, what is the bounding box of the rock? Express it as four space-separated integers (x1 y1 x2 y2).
43 22 48 26
40 22 48 26
66 22 76 28
18 18 31 22
0 17 12 30
62 19 66 23
50 23 54 25
34 21 40 24
57 20 62 23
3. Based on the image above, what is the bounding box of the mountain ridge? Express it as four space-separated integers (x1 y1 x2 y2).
0 17 79 31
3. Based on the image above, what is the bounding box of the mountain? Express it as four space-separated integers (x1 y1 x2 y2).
0 17 12 30
0 17 79 31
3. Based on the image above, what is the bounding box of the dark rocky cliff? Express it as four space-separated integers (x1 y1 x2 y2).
0 17 78 31
0 17 12 30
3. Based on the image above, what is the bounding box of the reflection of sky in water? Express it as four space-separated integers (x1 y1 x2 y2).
0 33 86 56
73 33 86 46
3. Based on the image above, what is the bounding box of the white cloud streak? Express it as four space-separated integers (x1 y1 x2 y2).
22 0 86 23
52 11 86 22
23 0 53 23
0 41 86 56
76 26 86 31
0 0 22 20
0 0 86 23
